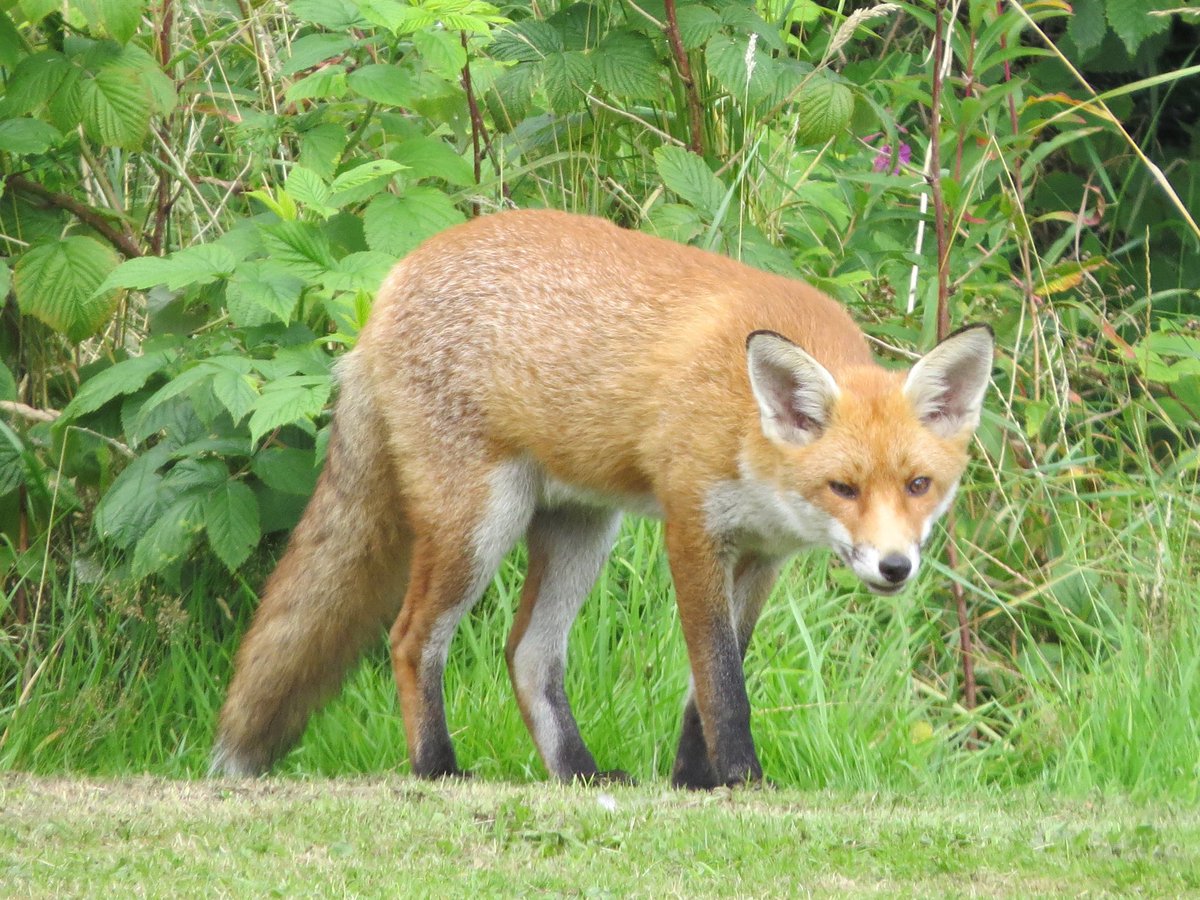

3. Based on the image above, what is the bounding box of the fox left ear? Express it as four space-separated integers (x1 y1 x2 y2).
904 324 994 439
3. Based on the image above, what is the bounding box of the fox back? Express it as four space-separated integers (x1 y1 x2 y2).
214 209 993 786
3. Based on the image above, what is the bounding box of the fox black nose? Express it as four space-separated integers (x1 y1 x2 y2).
878 554 912 584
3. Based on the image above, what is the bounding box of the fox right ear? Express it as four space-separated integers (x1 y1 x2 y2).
746 331 839 446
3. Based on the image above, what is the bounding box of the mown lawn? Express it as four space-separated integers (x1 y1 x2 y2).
3 775 1198 897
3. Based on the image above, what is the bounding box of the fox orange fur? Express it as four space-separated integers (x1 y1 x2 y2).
213 209 993 787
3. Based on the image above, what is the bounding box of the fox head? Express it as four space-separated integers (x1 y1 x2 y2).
743 325 994 595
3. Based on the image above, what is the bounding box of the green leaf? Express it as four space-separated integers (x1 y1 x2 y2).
285 65 348 103
347 63 418 107
291 0 367 30
1068 0 1107 58
205 479 261 571
162 457 228 492
0 10 27 69
3 51 76 116
706 33 773 105
261 221 337 279
14 237 120 342
0 359 16 403
81 65 152 149
62 351 175 418
328 159 408 209
211 370 260 425
18 1 59 25
0 117 62 155
795 75 853 145
226 261 305 327
286 165 336 218
653 146 725 216
391 137 475 186
74 0 147 44
644 203 704 244
542 50 592 113
132 494 204 579
594 30 661 99
281 33 355 77
94 444 173 549
490 21 563 62
98 244 240 293
363 188 466 256
248 375 332 447
0 422 25 496
321 251 396 293
675 5 721 51
413 28 467 81
1106 0 1170 56
253 447 319 496
298 123 349 180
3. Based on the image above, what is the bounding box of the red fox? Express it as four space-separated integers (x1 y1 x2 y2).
213 209 993 788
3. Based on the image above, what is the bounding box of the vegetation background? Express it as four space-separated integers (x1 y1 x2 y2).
1 0 1199 806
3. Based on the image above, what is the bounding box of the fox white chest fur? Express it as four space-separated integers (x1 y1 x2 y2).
214 209 993 787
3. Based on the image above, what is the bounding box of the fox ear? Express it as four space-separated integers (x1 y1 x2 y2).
746 331 840 446
904 324 994 439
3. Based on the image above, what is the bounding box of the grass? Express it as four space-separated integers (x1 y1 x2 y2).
4 775 1200 896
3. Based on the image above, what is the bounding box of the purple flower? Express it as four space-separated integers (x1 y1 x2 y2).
872 142 912 174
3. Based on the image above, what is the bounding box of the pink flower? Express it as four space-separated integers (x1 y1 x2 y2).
872 142 912 174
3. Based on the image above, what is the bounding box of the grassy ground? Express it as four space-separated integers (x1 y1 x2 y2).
3 775 1199 897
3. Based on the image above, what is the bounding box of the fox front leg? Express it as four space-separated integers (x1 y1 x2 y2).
671 554 780 789
666 519 763 788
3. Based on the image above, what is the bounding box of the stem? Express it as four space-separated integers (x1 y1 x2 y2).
4 174 143 258
662 0 705 156
460 31 486 214
15 483 28 625
151 0 176 256
929 0 978 717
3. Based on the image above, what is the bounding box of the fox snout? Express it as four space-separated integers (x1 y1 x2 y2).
840 542 920 596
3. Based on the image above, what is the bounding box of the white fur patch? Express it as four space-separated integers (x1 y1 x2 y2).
704 457 836 557
420 460 537 674
510 510 620 776
539 473 663 519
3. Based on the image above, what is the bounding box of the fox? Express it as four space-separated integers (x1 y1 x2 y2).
212 208 993 788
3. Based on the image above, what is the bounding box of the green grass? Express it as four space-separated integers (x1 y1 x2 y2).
3 776 1199 896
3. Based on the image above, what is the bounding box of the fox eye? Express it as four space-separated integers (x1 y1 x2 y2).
907 476 932 496
828 481 859 500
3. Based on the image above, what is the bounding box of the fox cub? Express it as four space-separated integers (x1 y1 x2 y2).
214 209 993 788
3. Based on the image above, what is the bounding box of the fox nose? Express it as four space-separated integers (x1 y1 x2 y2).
878 554 912 584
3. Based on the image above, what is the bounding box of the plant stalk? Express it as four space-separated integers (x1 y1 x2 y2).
929 0 978 717
662 0 705 156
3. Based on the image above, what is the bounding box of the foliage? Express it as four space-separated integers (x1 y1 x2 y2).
1 0 1199 792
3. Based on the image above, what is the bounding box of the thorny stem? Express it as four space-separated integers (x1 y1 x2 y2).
4 174 143 259
460 31 489 213
929 0 978 719
663 0 705 156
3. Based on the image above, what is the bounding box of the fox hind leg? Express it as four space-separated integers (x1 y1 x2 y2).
390 460 536 778
506 506 622 782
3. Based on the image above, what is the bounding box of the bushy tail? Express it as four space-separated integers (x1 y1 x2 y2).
212 353 410 776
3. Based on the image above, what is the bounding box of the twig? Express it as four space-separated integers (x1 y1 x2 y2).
0 401 59 424
662 0 704 155
4 174 143 258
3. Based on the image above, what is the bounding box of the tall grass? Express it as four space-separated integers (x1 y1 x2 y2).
4 461 1198 796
